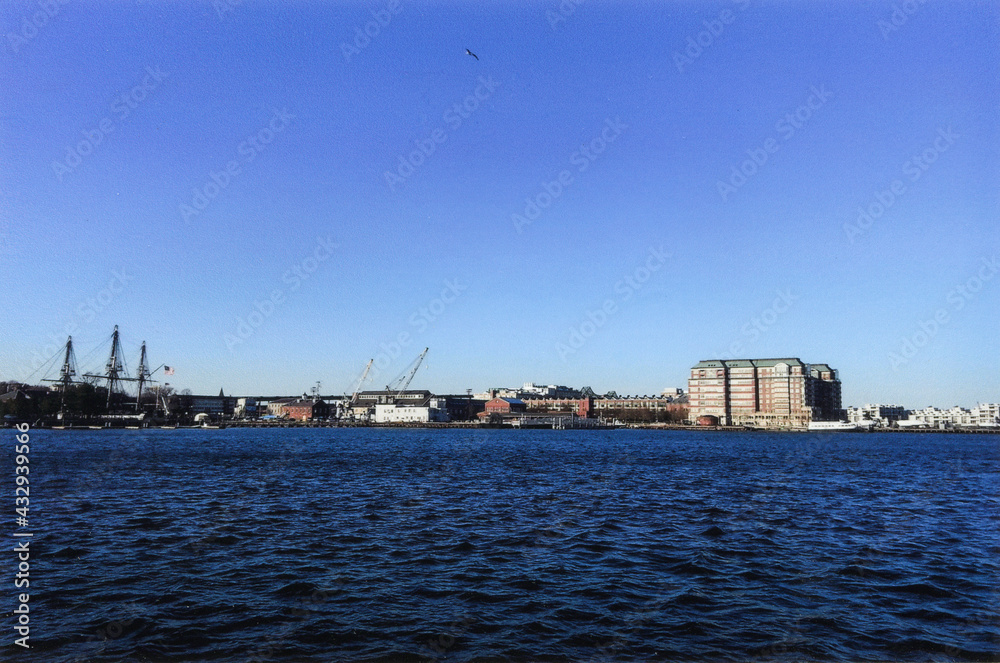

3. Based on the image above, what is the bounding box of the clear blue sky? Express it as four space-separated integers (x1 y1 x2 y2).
1 0 997 408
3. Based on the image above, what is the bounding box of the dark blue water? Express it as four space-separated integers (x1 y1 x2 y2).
8 428 1000 661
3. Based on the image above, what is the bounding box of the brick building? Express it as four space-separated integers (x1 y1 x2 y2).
478 397 526 420
592 396 687 422
688 358 842 428
282 399 330 421
522 397 592 418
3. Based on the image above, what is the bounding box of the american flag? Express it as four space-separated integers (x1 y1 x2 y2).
164 366 175 375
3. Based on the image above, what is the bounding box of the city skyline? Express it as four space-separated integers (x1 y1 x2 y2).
2 1 998 408
10 326 999 412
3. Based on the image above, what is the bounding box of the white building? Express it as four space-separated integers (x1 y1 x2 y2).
897 405 998 429
374 398 449 423
846 404 906 427
972 403 1000 427
945 406 975 427
899 406 952 428
234 397 258 419
476 384 579 400
474 388 520 400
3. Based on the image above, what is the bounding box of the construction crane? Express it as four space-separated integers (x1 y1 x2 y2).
348 359 374 405
386 347 429 403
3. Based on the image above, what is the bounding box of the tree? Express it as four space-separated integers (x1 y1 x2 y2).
56 383 104 418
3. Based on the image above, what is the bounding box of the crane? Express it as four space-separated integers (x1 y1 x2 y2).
386 347 429 403
348 359 374 405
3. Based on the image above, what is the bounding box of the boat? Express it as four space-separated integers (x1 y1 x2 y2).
40 326 169 427
807 420 862 432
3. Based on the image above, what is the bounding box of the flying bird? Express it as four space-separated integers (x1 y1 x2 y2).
465 49 479 61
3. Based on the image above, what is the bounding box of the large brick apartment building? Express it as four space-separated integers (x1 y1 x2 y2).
688 358 842 428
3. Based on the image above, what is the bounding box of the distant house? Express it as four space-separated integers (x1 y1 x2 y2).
0 389 29 406
282 399 329 421
478 397 526 420
266 399 295 418
188 389 235 419
0 388 34 419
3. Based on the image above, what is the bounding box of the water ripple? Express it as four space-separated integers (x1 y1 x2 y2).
19 428 1000 661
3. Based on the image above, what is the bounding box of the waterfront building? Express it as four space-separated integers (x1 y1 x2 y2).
351 390 433 419
479 397 527 419
899 404 1000 429
808 364 842 421
520 383 581 398
972 403 1000 427
521 383 557 397
846 404 906 427
354 390 432 407
282 399 329 421
439 395 487 422
474 388 521 400
265 398 295 418
591 395 687 421
898 407 943 428
187 390 235 419
475 384 583 401
234 397 258 419
522 397 593 418
944 406 975 427
687 358 842 428
374 398 449 423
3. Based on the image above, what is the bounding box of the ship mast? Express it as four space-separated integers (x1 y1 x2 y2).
135 341 151 410
58 336 77 390
46 336 78 392
83 325 133 411
103 325 125 409
41 335 79 415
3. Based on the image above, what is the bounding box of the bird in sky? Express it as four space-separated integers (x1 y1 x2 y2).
466 49 479 61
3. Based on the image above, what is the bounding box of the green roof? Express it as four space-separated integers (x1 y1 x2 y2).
693 358 806 369
748 358 805 367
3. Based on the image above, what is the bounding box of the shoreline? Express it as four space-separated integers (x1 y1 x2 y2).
9 421 999 434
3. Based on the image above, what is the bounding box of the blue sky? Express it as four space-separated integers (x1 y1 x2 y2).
1 0 997 408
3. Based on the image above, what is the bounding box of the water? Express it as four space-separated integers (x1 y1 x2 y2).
10 428 1000 661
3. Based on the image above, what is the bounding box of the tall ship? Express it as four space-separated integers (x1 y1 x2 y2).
24 325 170 426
